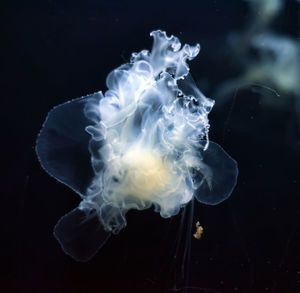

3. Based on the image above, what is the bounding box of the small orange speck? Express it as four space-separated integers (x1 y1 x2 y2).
193 221 203 239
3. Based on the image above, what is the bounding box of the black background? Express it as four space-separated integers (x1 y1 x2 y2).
3 0 300 292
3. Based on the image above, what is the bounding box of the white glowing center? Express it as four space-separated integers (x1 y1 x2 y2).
122 147 173 199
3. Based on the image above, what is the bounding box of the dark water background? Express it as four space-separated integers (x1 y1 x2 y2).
3 0 300 292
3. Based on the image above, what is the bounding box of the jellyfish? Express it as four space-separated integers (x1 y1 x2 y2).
36 30 238 262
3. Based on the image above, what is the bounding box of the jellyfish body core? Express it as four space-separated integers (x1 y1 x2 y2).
121 147 174 200
36 30 238 261
81 30 215 232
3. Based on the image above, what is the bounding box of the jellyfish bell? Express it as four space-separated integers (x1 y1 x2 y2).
36 30 238 262
36 94 111 262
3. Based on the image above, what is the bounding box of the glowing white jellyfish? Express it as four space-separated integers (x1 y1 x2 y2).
36 30 238 262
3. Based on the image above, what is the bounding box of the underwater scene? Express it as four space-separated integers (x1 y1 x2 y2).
4 0 300 292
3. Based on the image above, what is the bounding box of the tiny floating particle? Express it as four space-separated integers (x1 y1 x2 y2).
193 221 203 240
